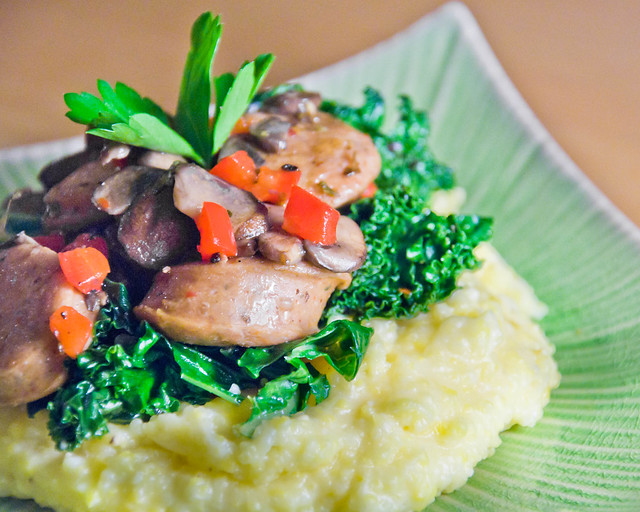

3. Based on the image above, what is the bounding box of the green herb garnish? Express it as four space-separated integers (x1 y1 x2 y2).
63 13 273 168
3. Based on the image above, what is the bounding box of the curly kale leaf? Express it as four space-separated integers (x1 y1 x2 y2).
323 188 493 322
321 88 454 201
45 281 371 450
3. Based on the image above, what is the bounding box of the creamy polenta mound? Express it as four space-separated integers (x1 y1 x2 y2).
0 241 559 512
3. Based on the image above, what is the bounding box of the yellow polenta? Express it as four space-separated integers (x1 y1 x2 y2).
0 243 559 512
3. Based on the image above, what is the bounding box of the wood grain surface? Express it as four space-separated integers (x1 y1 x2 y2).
1 1 638 225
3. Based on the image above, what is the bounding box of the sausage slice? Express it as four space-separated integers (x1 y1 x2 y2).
134 258 351 347
255 111 381 207
0 237 97 406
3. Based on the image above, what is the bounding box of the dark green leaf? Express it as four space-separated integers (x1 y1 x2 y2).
323 189 493 321
171 343 245 403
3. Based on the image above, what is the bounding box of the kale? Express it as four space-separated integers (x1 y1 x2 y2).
45 280 372 450
321 87 454 201
323 188 493 321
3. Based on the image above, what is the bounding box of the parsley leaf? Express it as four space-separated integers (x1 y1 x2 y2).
212 53 274 154
88 113 204 164
174 13 223 163
65 82 203 164
63 13 274 168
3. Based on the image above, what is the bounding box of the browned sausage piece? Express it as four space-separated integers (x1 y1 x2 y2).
134 258 351 347
256 111 381 208
0 237 97 406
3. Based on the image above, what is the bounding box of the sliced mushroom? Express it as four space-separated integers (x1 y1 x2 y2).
264 203 285 228
234 205 268 241
138 151 186 170
258 231 305 265
117 187 199 270
43 160 120 232
303 215 367 273
92 165 168 215
236 237 257 257
261 90 322 118
38 148 98 189
218 134 265 166
173 163 260 230
249 116 291 153
100 143 131 166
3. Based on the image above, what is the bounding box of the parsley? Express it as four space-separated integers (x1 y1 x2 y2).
63 13 273 168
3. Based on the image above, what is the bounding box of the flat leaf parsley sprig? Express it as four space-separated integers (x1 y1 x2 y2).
64 13 273 168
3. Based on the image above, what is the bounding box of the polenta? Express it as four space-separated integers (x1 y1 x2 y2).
0 243 559 512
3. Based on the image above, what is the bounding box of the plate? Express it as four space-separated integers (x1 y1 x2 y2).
1 2 639 510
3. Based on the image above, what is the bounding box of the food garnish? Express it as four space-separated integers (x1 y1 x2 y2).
63 13 273 168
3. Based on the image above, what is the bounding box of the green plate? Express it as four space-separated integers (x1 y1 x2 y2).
1 3 639 510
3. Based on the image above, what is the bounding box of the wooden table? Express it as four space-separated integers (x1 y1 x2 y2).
1 1 638 225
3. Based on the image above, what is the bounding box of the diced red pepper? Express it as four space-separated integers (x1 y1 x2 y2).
196 201 237 261
360 182 378 198
210 150 257 190
59 247 111 294
251 166 302 204
282 186 340 245
49 306 93 358
63 233 109 258
231 117 250 135
33 233 66 252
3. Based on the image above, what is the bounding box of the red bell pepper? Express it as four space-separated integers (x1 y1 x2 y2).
59 246 111 294
209 150 257 190
360 182 378 198
196 201 237 261
49 306 93 358
282 186 339 245
252 166 302 204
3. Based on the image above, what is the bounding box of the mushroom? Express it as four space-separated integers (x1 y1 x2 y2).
303 216 367 273
258 231 305 265
261 90 322 118
218 135 265 166
138 151 186 170
249 116 291 153
117 186 198 270
92 165 168 215
43 160 120 232
264 203 285 228
100 143 131 166
172 163 260 230
235 205 269 241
